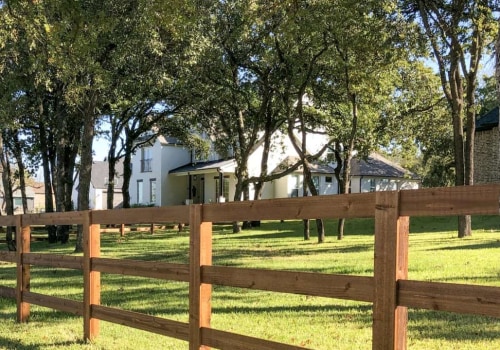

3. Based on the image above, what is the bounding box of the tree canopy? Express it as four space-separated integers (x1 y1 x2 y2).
1 0 498 245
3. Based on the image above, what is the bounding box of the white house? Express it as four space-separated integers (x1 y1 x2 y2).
129 135 191 206
129 132 419 207
72 160 124 210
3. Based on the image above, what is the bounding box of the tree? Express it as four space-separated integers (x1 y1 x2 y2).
401 0 498 237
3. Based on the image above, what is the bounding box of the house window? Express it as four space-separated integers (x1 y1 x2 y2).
215 176 229 201
141 147 152 172
291 174 302 197
137 180 143 203
150 178 156 203
312 176 320 193
369 178 376 192
325 176 333 183
13 198 23 208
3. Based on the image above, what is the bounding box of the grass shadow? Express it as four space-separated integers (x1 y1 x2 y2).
428 241 500 251
408 309 500 342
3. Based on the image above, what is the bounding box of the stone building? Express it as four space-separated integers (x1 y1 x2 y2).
474 106 500 184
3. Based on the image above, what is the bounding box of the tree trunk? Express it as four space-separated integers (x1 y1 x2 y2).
0 132 16 251
11 132 28 213
39 120 57 242
121 140 133 208
75 108 95 252
232 147 250 233
303 219 310 241
106 146 118 210
497 17 500 104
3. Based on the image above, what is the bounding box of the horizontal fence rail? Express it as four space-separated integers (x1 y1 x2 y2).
0 184 499 350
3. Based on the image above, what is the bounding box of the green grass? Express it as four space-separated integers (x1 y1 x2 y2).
0 216 499 349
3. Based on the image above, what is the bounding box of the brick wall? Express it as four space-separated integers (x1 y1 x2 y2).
474 126 500 184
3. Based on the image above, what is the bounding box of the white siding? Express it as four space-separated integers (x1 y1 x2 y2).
130 138 191 206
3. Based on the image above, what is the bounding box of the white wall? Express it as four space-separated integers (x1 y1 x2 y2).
358 177 419 193
130 139 191 206
160 145 191 206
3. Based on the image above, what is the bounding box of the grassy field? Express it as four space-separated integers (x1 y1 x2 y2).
0 215 499 349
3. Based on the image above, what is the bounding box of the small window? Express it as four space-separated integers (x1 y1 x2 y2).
369 178 376 192
137 180 144 203
150 178 157 203
14 198 23 208
325 176 332 183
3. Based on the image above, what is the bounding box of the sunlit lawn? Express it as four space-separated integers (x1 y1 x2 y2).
0 215 499 349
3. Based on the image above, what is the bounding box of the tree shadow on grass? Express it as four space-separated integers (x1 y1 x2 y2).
0 336 88 350
428 241 500 251
408 309 500 343
410 215 500 234
0 336 40 350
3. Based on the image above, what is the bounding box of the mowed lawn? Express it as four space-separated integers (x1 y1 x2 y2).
0 215 499 349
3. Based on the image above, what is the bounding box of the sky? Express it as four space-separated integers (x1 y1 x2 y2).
93 137 110 161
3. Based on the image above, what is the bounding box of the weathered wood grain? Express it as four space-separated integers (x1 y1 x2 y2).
0 251 16 263
22 211 87 226
201 327 310 350
398 280 500 318
16 221 30 323
24 291 83 316
23 253 83 270
202 192 376 222
93 305 189 341
83 218 100 340
189 204 213 350
202 266 374 302
91 206 189 225
400 184 500 217
92 258 189 282
372 191 409 350
0 215 18 226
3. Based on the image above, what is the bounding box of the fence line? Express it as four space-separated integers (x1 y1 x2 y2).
0 185 500 349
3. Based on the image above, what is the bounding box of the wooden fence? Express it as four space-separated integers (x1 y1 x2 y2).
1 185 500 349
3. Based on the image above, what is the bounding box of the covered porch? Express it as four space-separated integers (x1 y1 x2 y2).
169 159 236 204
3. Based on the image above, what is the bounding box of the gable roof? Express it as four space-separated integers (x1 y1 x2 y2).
169 159 236 176
271 156 335 175
351 153 419 179
271 153 417 179
91 160 124 190
476 106 499 132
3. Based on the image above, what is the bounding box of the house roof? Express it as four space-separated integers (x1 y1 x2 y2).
475 106 499 132
271 156 335 175
169 159 236 176
351 153 419 179
272 153 418 179
91 160 124 190
136 133 183 147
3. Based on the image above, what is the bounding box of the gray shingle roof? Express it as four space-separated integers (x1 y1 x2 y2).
475 107 499 132
351 153 418 179
272 153 418 179
91 160 124 190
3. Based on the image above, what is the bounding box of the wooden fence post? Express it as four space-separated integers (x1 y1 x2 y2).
84 211 101 341
373 191 409 350
189 204 212 350
16 215 30 323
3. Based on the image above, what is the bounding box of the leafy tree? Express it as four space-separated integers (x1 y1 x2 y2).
400 0 499 237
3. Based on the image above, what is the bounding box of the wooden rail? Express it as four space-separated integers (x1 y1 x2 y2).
0 184 500 350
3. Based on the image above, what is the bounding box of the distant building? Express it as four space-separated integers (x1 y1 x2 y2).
130 131 420 207
72 160 124 210
474 106 500 184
